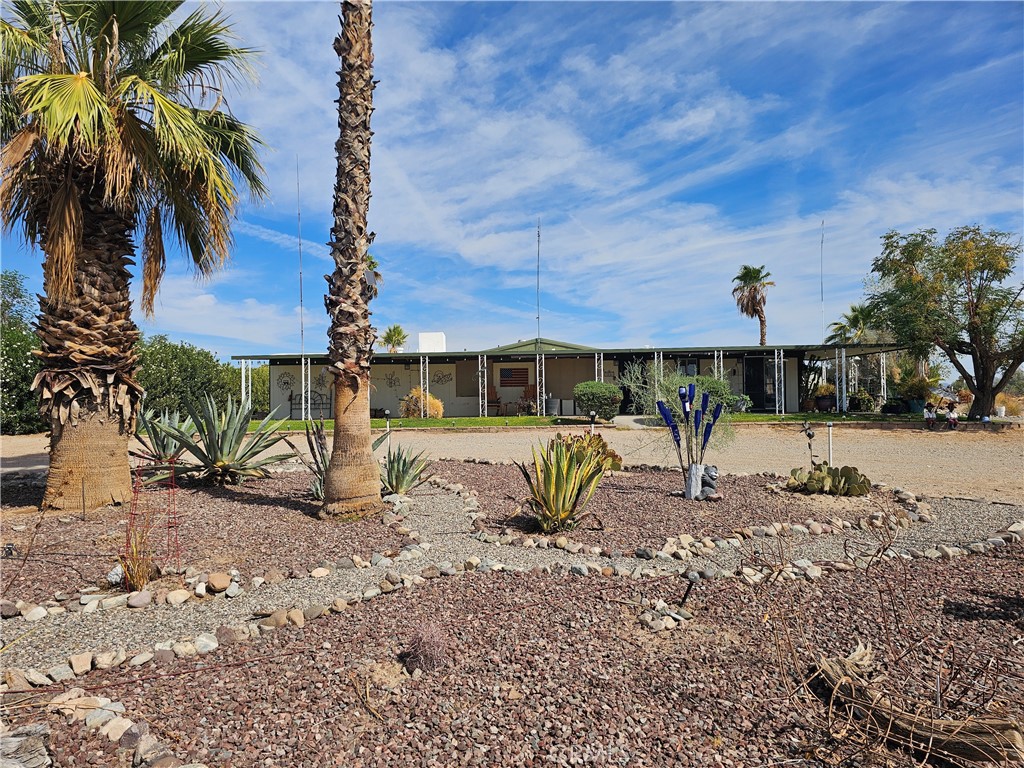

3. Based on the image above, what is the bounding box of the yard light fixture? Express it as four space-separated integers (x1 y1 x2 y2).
589 410 597 435
385 410 391 453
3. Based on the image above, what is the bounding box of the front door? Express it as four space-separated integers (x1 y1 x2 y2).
744 356 767 411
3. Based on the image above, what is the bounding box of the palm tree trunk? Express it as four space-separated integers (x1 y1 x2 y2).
321 0 381 518
34 193 142 510
757 306 768 346
321 377 380 518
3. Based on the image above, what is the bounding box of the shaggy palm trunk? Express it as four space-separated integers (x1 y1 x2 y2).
321 0 381 518
757 306 767 346
34 192 142 510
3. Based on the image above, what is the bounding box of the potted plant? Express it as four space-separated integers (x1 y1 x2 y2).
900 376 931 413
849 388 875 412
814 383 836 412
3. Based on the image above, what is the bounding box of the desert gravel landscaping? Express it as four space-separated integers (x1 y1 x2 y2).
2 425 1023 767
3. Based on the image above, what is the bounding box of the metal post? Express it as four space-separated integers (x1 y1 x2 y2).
840 348 847 412
419 355 429 418
384 409 391 453
827 421 834 464
595 352 604 383
880 352 887 402
590 411 597 435
536 353 546 416
240 360 247 403
478 354 487 418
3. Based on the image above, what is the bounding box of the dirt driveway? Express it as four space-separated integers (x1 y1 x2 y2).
3 423 1020 503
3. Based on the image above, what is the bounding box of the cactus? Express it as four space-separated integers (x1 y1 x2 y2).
786 462 871 497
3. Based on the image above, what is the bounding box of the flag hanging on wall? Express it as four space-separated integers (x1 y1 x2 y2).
499 367 529 387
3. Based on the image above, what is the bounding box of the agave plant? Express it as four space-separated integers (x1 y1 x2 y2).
517 436 607 533
381 444 431 495
132 408 194 465
155 395 293 485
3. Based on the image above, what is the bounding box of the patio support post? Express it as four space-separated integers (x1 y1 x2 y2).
880 352 887 402
240 360 248 403
478 354 487 418
536 352 546 415
419 355 429 418
840 348 848 412
301 356 311 421
654 351 664 391
595 352 604 382
773 348 785 415
714 350 724 380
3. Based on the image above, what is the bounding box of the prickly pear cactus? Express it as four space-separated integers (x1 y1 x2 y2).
787 461 871 497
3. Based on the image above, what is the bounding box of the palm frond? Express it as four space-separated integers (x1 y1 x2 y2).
15 72 112 148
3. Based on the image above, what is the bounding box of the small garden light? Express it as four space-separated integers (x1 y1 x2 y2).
589 410 597 435
384 409 391 452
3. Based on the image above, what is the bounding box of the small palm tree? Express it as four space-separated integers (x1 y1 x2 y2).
826 303 874 345
321 0 381 518
731 265 775 346
378 324 408 353
1 1 266 510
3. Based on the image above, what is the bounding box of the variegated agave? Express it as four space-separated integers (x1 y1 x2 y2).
517 436 607 533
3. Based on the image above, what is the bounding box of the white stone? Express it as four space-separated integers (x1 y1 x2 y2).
23 606 47 622
194 633 219 654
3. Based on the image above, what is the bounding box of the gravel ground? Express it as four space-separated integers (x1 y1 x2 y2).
2 431 1022 767
22 548 1024 768
1 470 405 604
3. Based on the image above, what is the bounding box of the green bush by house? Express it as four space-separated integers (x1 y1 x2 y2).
572 380 622 421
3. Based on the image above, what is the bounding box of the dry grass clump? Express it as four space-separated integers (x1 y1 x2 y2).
995 392 1023 416
401 621 451 673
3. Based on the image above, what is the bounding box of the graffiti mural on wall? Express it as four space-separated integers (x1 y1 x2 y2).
430 370 453 386
384 372 401 390
276 372 296 391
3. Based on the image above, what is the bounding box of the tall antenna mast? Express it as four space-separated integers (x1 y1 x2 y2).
296 157 308 421
819 219 825 344
297 156 305 358
536 218 541 344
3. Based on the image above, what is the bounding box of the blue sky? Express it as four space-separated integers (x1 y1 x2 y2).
2 1 1022 359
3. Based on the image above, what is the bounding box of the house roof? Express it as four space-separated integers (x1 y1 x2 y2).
231 338 906 362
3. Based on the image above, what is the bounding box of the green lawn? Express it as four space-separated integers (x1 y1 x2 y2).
258 411 924 431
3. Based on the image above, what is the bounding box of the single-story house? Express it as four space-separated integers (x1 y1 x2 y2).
232 338 905 420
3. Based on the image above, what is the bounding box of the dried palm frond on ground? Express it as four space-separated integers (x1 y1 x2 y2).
814 642 1024 764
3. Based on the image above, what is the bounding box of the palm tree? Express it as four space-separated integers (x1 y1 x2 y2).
378 323 407 353
1 1 266 510
731 265 775 346
321 0 381 519
825 303 874 345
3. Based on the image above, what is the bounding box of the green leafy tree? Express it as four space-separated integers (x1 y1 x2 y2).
867 226 1024 418
1 1 266 509
731 264 774 346
1 270 45 433
136 334 238 414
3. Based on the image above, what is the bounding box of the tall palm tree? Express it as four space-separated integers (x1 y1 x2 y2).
321 0 381 519
378 323 407 353
1 1 266 510
731 264 774 346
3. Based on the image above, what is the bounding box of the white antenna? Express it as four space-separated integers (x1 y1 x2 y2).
536 218 541 344
297 156 305 357
819 219 825 344
296 157 308 421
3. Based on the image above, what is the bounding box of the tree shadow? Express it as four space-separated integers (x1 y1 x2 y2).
942 590 1024 630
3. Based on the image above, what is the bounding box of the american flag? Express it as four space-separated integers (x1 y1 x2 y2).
499 368 529 387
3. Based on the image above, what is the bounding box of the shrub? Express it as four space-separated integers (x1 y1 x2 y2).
814 382 836 397
381 444 431 495
517 435 606 533
995 392 1023 416
399 387 443 418
899 375 932 401
0 270 45 434
572 380 623 421
956 388 973 404
156 394 293 484
402 621 450 673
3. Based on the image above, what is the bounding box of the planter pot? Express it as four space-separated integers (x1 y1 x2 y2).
995 405 1006 418
801 398 816 412
815 395 836 412
685 463 704 500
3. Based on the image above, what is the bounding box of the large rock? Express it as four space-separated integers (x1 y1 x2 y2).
206 572 231 593
127 591 152 609
194 634 219 654
166 589 190 606
68 652 93 676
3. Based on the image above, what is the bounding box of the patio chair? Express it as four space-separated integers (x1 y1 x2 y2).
486 385 501 416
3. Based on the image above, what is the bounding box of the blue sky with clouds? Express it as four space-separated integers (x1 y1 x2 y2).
3 1 1022 359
